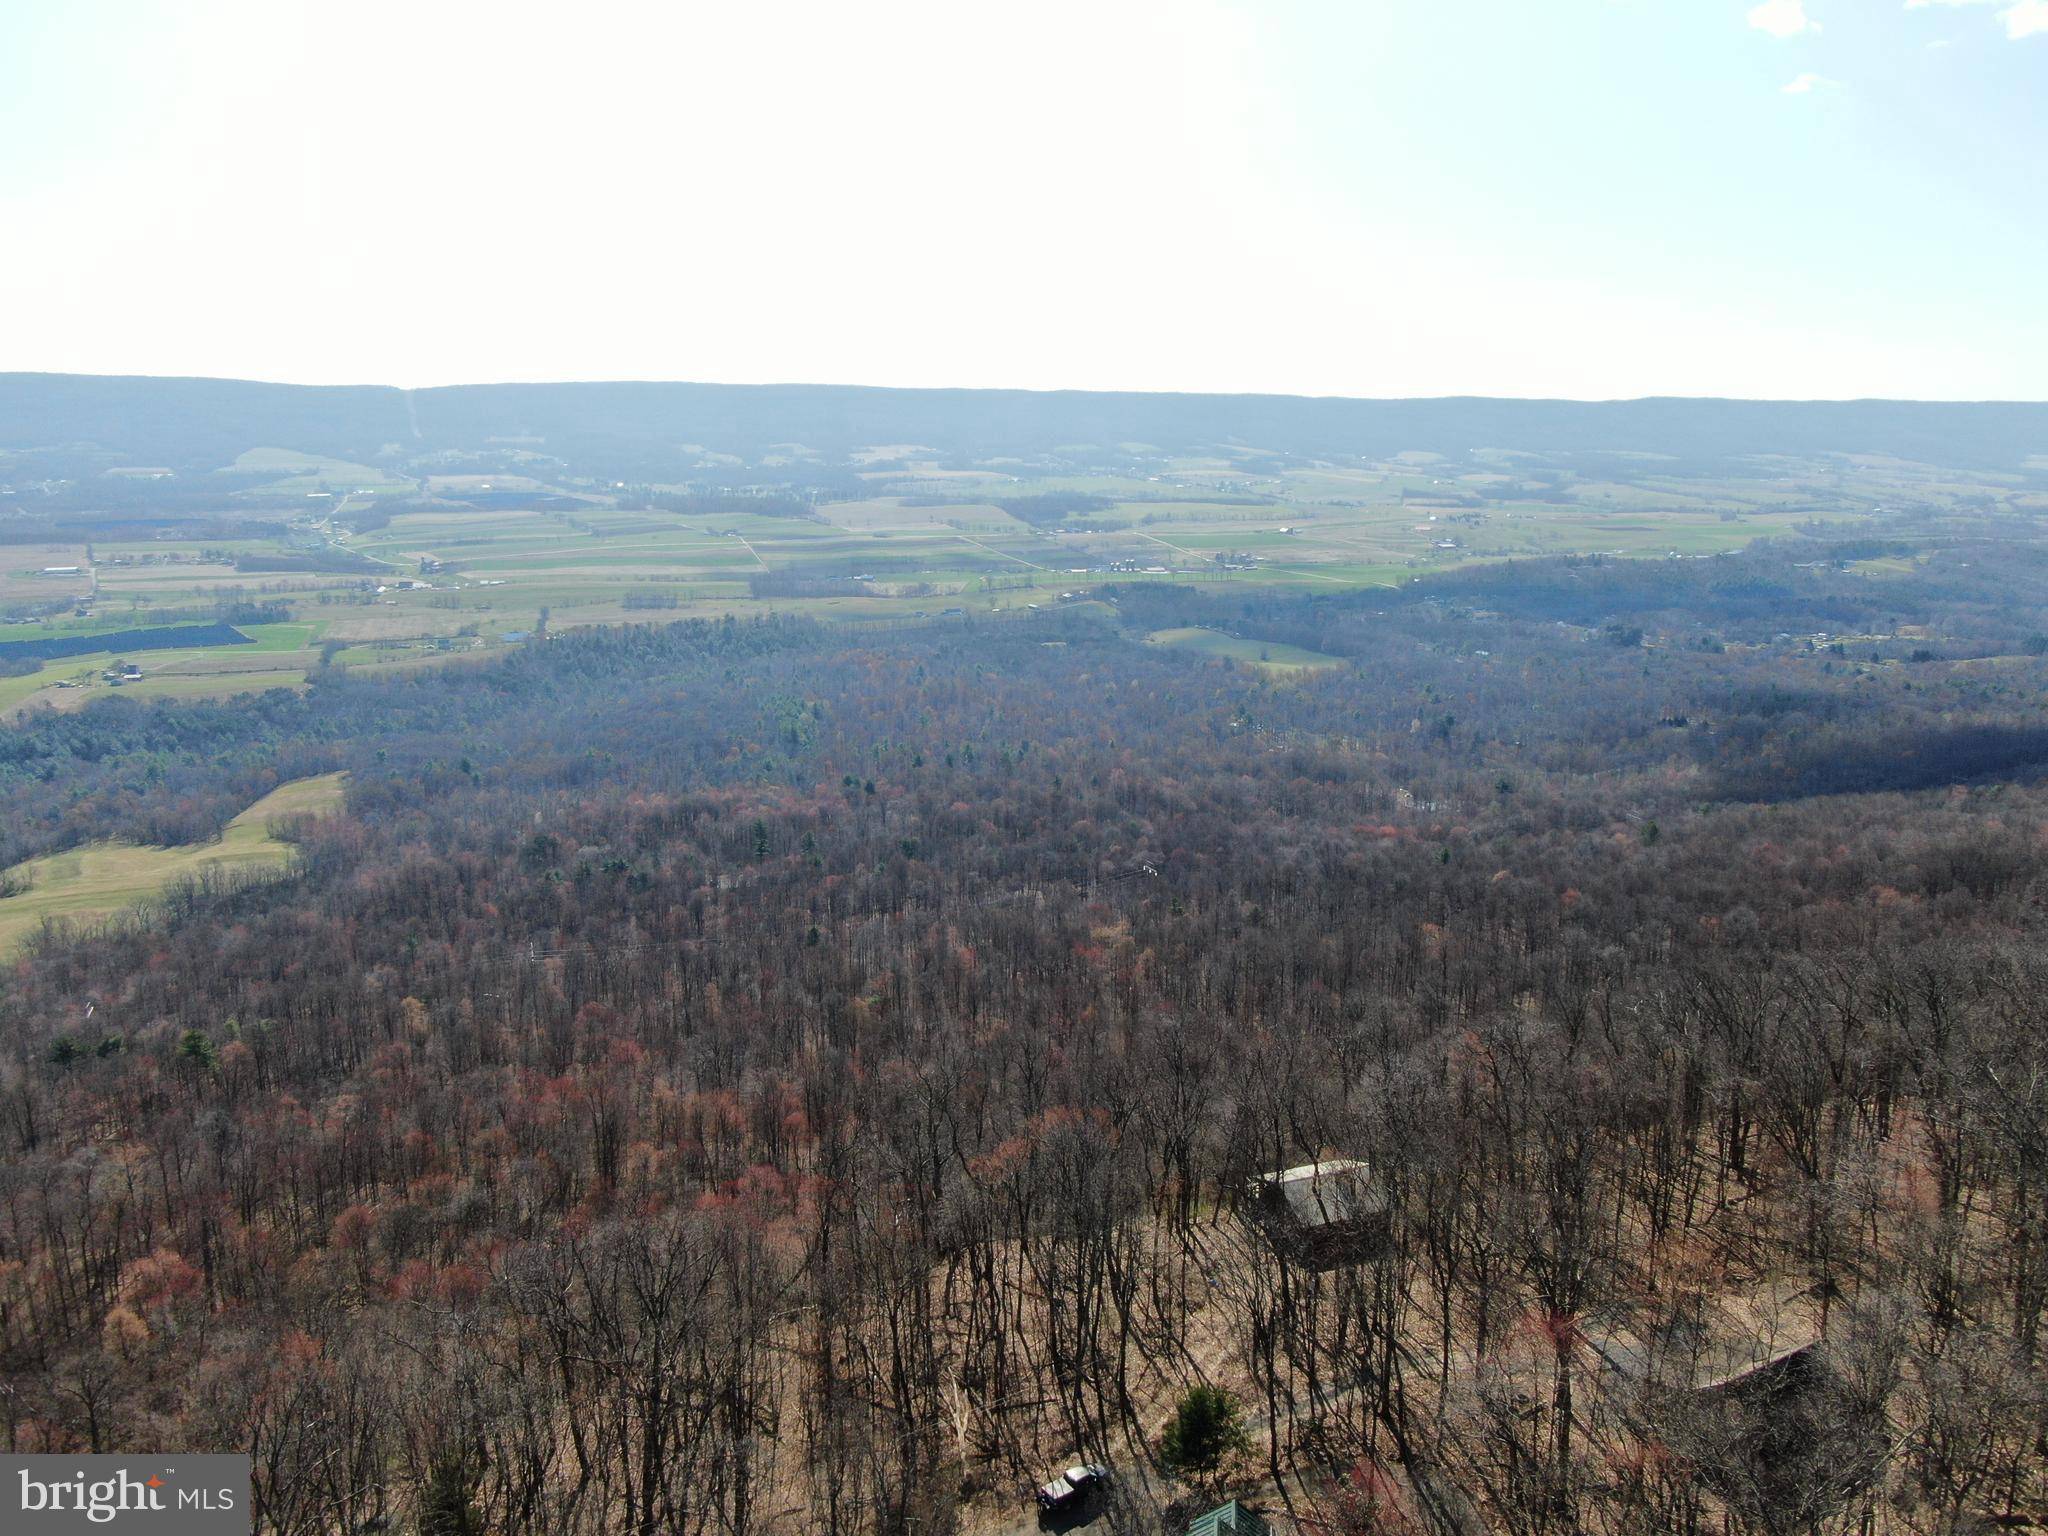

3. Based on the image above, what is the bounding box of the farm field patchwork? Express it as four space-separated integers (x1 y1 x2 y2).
0 448 1930 713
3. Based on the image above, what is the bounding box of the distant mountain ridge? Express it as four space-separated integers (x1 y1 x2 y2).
2 372 2044 474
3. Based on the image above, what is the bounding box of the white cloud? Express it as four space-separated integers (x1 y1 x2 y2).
1904 0 2046 36
1781 71 1835 91
2004 0 2048 35
1749 0 1821 36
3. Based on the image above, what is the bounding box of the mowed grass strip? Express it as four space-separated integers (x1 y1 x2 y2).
1143 626 1346 674
0 772 348 956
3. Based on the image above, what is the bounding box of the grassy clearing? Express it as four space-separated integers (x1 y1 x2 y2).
1850 555 1924 579
0 665 72 712
234 447 410 489
106 668 314 704
236 621 329 651
1144 626 1346 675
0 773 348 957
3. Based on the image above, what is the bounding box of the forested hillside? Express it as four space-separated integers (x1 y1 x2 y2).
5 547 2048 1533
8 0 2048 1519
6 372 2046 476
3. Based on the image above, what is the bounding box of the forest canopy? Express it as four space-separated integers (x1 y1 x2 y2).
5 541 2048 1534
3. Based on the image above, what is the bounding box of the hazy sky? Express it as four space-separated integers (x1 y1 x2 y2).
2 0 2043 399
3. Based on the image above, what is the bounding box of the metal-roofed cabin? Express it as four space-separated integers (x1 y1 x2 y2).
1248 1157 1390 1270
1587 1282 1882 1527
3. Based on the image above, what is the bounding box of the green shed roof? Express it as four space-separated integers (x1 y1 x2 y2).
1186 1501 1270 1536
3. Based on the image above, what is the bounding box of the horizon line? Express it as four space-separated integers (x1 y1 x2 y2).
5 370 2047 409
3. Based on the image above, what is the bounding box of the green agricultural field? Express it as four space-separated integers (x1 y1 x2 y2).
0 772 348 957
107 666 316 704
818 498 1029 533
0 664 76 713
1144 626 1346 675
2 608 211 641
236 621 330 650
